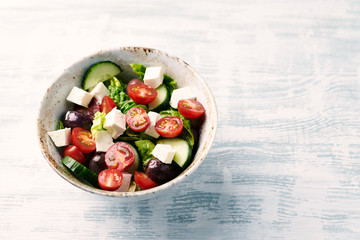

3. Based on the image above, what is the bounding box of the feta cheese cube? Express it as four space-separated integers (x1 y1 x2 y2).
115 172 132 192
143 66 164 89
144 111 161 138
151 144 176 164
66 86 93 107
47 128 71 147
90 82 110 102
95 131 114 152
103 108 126 139
169 86 196 109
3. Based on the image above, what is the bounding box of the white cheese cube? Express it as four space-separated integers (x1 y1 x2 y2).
143 66 164 89
47 128 71 147
169 86 196 109
144 111 161 138
66 86 93 107
115 172 132 192
95 131 114 152
151 144 176 164
103 108 126 139
90 82 110 102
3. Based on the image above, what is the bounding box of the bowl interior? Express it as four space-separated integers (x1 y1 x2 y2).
37 47 217 197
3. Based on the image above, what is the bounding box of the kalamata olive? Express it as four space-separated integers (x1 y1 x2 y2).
88 153 107 175
146 158 180 184
191 127 199 147
74 98 101 121
63 111 92 130
189 113 205 129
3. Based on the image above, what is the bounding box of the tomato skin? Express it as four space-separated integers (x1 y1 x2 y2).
126 79 144 94
98 169 123 191
155 116 183 138
178 99 205 119
105 142 135 171
125 107 150 132
62 145 86 164
101 96 117 114
134 171 158 190
128 83 157 105
71 127 96 154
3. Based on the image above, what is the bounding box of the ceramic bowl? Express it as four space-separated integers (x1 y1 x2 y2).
37 46 217 198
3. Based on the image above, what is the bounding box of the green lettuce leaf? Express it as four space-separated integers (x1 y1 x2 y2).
108 77 125 104
91 111 107 137
159 109 194 148
107 77 146 114
56 120 64 130
163 74 177 95
135 140 156 171
117 92 147 114
130 64 146 80
117 127 156 142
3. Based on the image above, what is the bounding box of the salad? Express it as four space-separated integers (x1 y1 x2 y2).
47 61 206 192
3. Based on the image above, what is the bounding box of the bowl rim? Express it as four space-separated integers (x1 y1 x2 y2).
37 46 218 197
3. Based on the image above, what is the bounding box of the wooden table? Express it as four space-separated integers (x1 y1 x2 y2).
1 0 360 239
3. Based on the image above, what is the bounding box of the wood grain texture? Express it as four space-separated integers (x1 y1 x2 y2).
1 0 360 239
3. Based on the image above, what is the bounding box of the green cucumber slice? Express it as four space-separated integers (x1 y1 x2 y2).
148 84 170 111
82 61 122 90
126 144 140 174
62 156 99 187
157 138 192 169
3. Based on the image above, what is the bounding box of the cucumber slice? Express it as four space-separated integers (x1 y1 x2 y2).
149 84 170 111
82 61 122 90
125 144 140 174
62 156 99 187
157 138 192 169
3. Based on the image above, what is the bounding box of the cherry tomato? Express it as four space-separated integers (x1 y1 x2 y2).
101 96 117 114
134 171 158 190
125 107 150 132
71 127 96 154
126 79 144 94
62 145 86 164
98 169 123 191
155 116 183 138
178 99 205 119
128 83 157 105
105 142 135 171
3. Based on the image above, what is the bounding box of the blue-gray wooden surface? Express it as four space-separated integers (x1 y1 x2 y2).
1 0 360 239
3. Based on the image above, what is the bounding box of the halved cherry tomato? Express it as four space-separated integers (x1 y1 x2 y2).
105 142 135 171
125 107 150 132
134 171 158 190
62 145 86 164
126 79 144 94
178 99 205 119
101 96 117 114
71 127 96 154
128 83 157 105
155 116 183 138
98 169 123 191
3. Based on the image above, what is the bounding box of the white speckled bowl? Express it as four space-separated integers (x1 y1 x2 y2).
37 47 217 198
